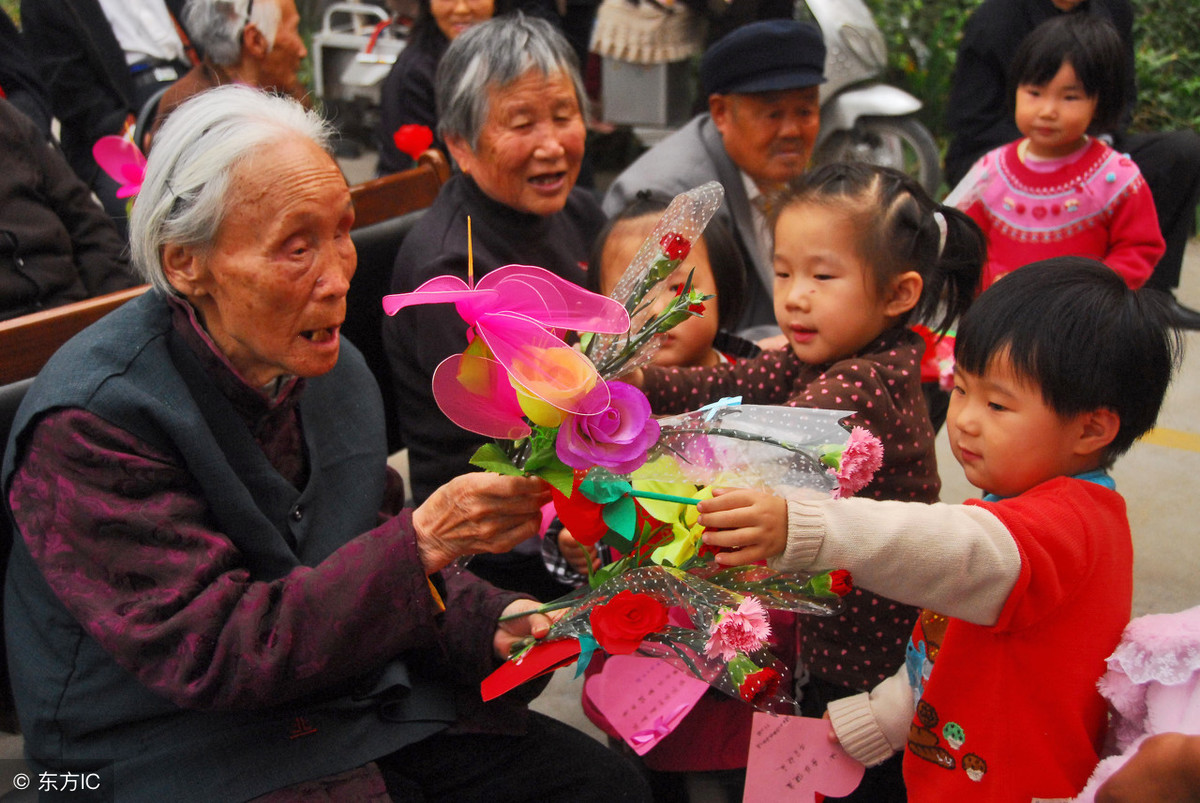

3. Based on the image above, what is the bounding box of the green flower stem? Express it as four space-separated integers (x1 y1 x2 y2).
496 597 579 622
628 489 700 506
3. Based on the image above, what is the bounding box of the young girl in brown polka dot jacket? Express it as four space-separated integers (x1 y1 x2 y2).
627 162 986 801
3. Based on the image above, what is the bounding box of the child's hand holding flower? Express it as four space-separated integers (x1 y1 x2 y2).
695 488 789 566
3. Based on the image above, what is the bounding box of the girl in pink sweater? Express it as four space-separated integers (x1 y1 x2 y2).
945 13 1164 291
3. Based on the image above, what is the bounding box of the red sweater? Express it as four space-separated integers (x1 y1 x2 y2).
953 137 1164 291
903 477 1132 800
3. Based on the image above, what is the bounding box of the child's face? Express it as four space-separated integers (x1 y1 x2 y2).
1015 61 1098 159
947 354 1096 498
600 216 721 368
772 204 897 365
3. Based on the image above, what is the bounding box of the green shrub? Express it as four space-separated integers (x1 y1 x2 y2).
1130 0 1200 131
869 0 982 143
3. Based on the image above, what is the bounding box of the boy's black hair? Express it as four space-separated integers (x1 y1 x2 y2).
770 162 986 334
587 190 748 328
1009 13 1129 135
955 258 1183 462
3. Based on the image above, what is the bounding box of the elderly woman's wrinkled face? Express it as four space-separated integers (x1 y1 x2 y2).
163 136 356 388
448 70 586 217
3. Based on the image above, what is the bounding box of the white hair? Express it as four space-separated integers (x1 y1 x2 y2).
184 0 282 65
130 85 333 295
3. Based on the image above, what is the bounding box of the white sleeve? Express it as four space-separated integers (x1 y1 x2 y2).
769 497 1021 625
942 157 987 210
826 664 913 767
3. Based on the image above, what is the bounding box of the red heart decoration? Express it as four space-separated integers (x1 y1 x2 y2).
481 638 582 701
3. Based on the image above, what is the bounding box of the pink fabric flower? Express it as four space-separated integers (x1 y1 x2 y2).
556 381 660 474
704 596 771 661
830 426 884 499
92 135 146 199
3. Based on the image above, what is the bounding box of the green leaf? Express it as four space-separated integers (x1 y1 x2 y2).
590 554 632 587
580 478 632 504
531 458 575 496
469 443 524 476
602 495 638 540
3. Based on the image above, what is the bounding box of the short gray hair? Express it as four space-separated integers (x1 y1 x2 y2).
130 85 333 295
184 0 282 66
435 14 586 150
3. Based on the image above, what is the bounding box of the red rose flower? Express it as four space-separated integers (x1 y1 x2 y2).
393 124 434 159
589 590 669 654
659 232 691 262
737 666 782 705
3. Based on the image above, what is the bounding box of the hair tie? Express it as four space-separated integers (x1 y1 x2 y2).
933 210 948 258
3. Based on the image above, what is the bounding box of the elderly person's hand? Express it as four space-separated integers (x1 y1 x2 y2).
412 473 552 573
492 599 558 660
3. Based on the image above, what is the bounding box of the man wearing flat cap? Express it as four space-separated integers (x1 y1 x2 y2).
603 20 825 337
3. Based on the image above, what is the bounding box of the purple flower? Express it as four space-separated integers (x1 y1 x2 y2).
556 381 660 474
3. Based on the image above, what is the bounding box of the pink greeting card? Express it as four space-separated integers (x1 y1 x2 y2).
584 654 710 755
743 713 865 803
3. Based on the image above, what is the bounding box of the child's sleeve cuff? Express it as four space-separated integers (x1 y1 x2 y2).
767 498 824 571
827 693 898 767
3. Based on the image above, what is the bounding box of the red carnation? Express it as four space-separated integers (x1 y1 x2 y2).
589 590 669 654
738 666 782 705
673 283 706 315
828 569 853 596
392 124 434 159
659 232 691 262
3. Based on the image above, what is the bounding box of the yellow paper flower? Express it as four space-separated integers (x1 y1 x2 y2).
509 345 598 427
647 484 713 566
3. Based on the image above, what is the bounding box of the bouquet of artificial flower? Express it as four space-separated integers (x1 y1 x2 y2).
381 182 882 713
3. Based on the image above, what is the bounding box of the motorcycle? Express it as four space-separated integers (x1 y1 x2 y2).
803 0 942 194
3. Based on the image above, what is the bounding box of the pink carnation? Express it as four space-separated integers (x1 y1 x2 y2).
830 426 884 499
704 596 771 661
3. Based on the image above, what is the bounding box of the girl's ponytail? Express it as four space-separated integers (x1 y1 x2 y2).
920 204 985 333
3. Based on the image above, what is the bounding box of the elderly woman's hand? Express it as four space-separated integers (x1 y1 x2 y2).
412 473 552 574
492 599 558 660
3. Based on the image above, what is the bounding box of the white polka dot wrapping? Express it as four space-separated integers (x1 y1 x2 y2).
636 403 855 492
587 181 725 378
541 564 845 711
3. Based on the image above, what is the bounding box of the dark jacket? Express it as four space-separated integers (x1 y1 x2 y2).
382 174 605 504
18 0 191 184
0 10 53 138
0 97 136 320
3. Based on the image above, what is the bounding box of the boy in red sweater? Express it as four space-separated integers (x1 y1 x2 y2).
696 258 1182 801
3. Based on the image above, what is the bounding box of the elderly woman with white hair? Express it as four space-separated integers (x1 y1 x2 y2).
149 0 309 139
382 14 604 599
2 86 650 802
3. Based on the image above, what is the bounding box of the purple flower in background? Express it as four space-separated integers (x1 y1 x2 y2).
556 381 660 474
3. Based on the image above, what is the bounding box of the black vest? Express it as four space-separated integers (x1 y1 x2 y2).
2 292 454 801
